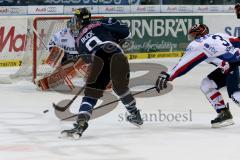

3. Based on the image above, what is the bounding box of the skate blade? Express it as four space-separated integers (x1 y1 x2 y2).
128 121 143 128
212 119 235 128
60 131 82 140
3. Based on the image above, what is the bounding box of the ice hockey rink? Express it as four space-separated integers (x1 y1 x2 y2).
1 58 240 160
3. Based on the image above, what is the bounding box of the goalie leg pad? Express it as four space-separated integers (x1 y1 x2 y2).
73 58 90 77
59 63 77 79
37 72 65 91
37 63 77 91
37 77 50 90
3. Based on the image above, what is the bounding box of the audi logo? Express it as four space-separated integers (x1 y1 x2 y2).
10 7 20 13
47 7 57 12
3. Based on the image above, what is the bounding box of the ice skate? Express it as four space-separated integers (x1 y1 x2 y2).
126 109 143 127
61 114 89 139
211 104 234 128
61 121 88 139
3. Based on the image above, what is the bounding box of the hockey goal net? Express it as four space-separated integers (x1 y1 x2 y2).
11 16 103 82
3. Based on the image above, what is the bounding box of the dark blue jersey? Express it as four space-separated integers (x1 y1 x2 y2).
75 18 130 55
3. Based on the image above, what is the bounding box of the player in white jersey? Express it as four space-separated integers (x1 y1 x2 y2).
155 24 240 128
47 19 80 65
37 17 89 91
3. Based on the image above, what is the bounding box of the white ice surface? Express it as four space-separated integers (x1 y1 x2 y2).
0 58 240 160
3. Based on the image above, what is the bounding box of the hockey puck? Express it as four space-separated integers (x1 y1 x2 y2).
43 109 49 114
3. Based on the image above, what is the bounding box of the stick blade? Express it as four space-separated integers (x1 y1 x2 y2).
52 103 65 111
52 99 72 111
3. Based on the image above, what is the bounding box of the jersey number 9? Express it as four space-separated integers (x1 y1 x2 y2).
86 36 103 52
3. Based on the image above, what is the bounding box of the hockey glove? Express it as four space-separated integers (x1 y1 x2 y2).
218 61 230 74
155 71 170 93
118 38 132 51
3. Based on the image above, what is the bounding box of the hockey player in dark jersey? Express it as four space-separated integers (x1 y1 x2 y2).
61 8 143 139
235 3 240 19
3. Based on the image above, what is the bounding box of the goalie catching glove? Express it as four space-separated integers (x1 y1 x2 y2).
155 71 169 93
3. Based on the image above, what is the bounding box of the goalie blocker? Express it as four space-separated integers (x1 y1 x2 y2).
45 46 65 68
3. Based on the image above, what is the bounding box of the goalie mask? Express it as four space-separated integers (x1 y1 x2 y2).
235 3 240 19
74 8 91 30
67 17 79 37
188 24 209 40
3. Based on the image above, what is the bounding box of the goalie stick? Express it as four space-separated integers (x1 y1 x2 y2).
32 26 48 50
60 86 156 121
52 85 86 111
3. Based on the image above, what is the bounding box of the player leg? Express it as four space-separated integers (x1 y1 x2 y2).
200 68 233 128
61 96 97 139
109 45 143 126
226 64 240 105
62 52 111 138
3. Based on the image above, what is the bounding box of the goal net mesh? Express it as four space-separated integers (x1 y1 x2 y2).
10 17 71 82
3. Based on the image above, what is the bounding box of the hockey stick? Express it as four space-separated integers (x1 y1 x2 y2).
60 86 156 121
32 26 48 50
53 85 86 111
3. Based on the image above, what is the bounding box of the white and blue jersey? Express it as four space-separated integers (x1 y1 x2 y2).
48 28 80 64
168 33 240 81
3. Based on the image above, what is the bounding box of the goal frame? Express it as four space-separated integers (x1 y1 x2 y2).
33 16 71 81
32 16 104 82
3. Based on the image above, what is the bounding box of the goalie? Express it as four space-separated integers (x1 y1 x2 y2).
37 17 90 91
